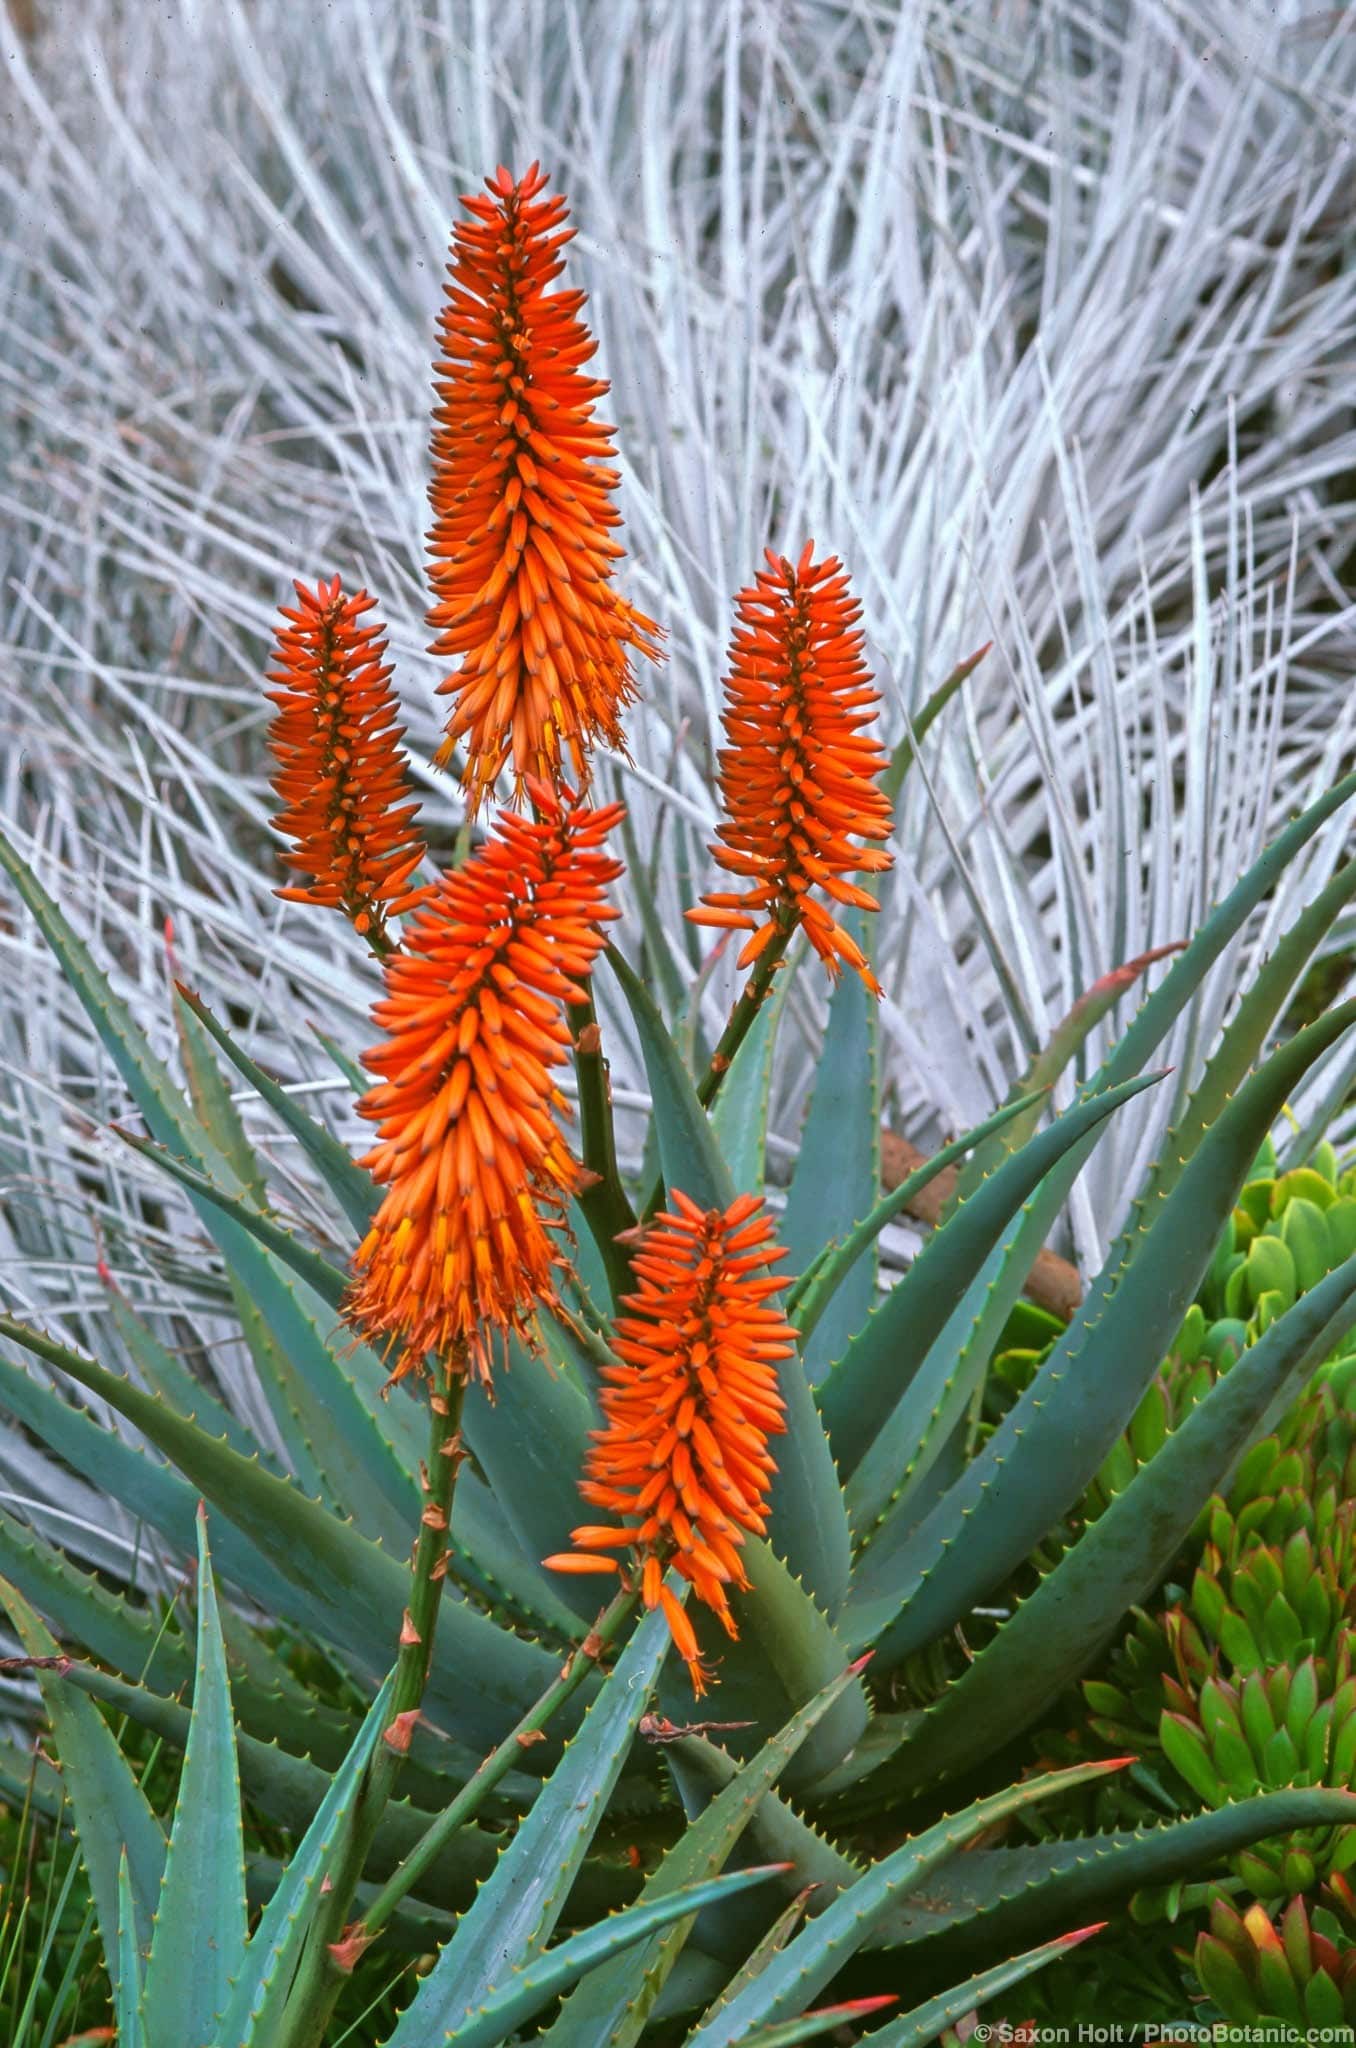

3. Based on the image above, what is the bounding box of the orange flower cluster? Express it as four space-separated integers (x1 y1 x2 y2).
546 1192 792 1694
266 577 427 938
345 784 623 1383
688 546 893 992
427 162 661 810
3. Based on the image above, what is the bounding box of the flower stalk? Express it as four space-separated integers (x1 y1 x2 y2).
694 910 794 1109
568 986 637 1303
352 1581 639 1949
286 1372 468 2044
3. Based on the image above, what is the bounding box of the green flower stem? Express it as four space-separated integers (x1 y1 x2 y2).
569 988 639 1304
353 1582 640 1948
636 918 793 1227
285 1373 467 2046
695 919 792 1109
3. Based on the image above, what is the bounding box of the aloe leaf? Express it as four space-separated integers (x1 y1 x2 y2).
105 1286 281 1473
224 1280 333 1508
820 1073 1161 1488
702 1892 812 2012
764 1352 854 1618
698 1996 901 2048
434 1867 787 2048
461 1336 602 1622
881 643 989 806
863 1253 1356 1792
115 1851 147 2048
441 1465 588 1642
1139 856 1356 1207
854 1925 1103 2048
781 906 879 1383
309 1021 368 1098
215 1671 396 2048
0 1343 296 1617
950 809 1356 1353
0 829 419 1549
694 991 851 1611
0 1576 166 2006
173 986 270 1208
848 999 1356 1663
119 1129 350 1308
0 827 240 1185
867 1791 1356 1965
604 943 733 1210
0 1316 564 1747
0 1734 63 1825
682 1760 1126 2045
5 854 397 1541
119 1119 477 1572
735 2001 905 2048
243 1850 458 1961
384 1597 675 2043
121 1146 418 1555
710 962 792 1197
621 801 689 1024
137 1191 430 1576
789 1088 1047 1341
0 1504 189 1693
69 1660 509 1921
66 1654 522 1841
912 777 1356 1507
4 1341 306 1713
141 1511 248 2045
541 1292 615 1394
541 1661 863 2048
659 1539 868 1794
674 1738 864 1917
176 984 378 1233
951 943 1184 1205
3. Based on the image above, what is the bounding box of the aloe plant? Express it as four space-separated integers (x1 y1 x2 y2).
2 741 1355 2044
4 147 1356 2048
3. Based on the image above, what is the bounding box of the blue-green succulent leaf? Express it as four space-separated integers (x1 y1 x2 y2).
384 1598 674 2044
141 1510 248 2045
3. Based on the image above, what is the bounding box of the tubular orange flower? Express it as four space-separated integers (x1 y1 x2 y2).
345 782 624 1384
267 577 428 941
427 162 661 811
545 1191 792 1694
687 545 894 992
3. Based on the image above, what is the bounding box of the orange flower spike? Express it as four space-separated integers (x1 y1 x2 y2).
688 545 894 993
345 783 624 1385
545 1190 793 1694
267 576 428 940
428 162 661 810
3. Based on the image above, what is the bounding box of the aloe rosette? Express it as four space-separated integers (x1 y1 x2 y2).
3 161 1356 2047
